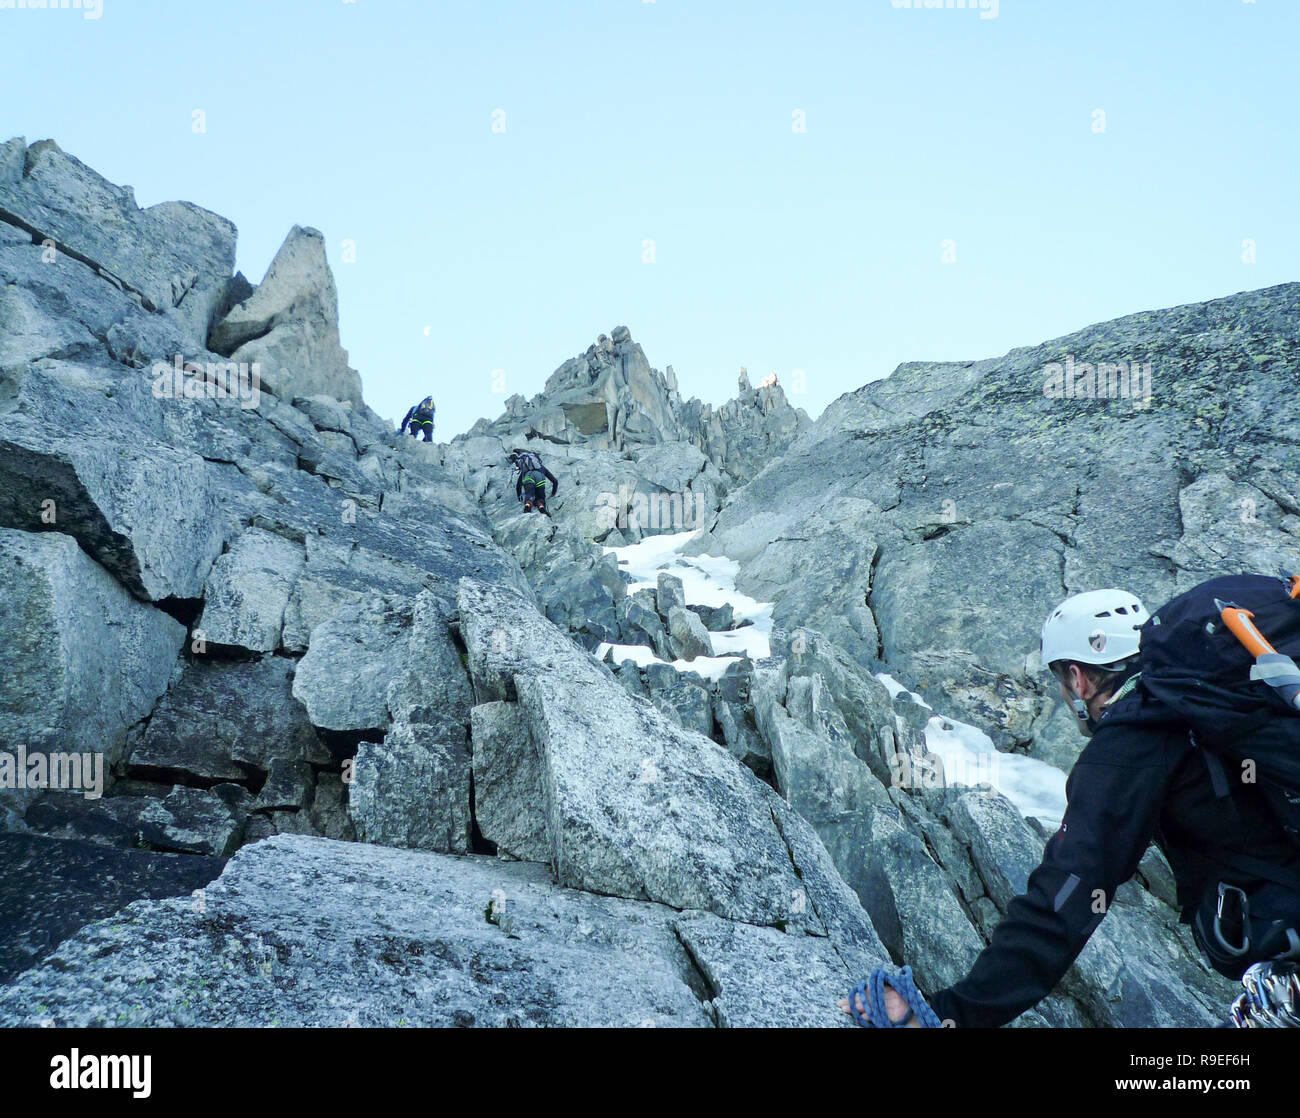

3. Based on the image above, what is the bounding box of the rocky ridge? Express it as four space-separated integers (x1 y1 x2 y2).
1 137 1274 1026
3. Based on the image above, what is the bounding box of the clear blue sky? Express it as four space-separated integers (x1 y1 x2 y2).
3 0 1296 436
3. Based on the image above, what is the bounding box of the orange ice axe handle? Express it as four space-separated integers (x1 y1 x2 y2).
1216 598 1300 712
1217 602 1276 658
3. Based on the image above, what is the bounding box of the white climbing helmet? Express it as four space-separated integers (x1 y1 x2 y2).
1041 589 1149 670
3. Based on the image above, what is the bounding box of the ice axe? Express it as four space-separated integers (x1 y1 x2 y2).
1215 597 1300 712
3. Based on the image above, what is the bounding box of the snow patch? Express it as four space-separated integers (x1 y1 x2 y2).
596 531 773 671
594 533 1067 829
876 672 1067 828
876 672 932 709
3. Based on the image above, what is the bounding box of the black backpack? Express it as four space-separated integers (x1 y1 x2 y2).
1137 574 1300 843
515 451 543 475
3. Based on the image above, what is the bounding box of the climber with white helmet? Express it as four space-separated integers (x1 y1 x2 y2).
1039 587 1150 737
845 575 1300 1028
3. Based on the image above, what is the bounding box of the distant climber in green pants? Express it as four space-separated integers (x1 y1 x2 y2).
507 449 558 516
399 396 436 441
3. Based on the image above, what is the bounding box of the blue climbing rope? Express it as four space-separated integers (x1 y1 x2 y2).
847 965 944 1028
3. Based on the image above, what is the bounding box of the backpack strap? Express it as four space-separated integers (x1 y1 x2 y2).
1196 739 1300 897
1201 744 1234 801
1110 672 1142 704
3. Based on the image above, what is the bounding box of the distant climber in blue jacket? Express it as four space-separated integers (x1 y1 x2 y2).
399 396 436 441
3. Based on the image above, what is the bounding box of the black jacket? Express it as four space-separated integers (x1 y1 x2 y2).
927 683 1300 1028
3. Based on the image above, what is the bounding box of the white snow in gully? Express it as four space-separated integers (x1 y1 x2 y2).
598 531 1067 827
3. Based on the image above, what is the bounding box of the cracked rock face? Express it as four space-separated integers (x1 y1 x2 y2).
0 528 185 773
0 138 236 335
0 136 527 876
129 657 327 784
456 576 888 961
0 835 876 1028
690 282 1300 764
210 225 364 406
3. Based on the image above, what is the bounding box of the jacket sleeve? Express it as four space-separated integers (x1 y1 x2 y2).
515 471 522 499
399 406 414 431
926 722 1175 1028
543 466 558 495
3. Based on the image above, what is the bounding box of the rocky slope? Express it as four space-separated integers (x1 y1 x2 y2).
688 284 1300 768
1 137 1278 1026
